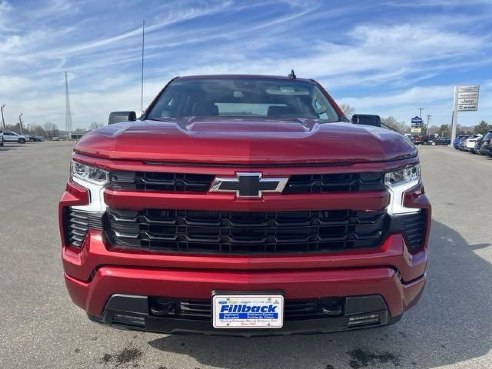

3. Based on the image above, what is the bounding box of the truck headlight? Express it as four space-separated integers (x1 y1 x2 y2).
385 164 421 215
72 161 109 185
384 164 420 187
70 160 108 212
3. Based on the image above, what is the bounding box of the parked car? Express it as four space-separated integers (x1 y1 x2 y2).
435 137 451 145
479 130 492 156
0 130 27 144
31 135 45 142
457 136 470 151
410 135 423 145
453 135 465 149
0 131 3 146
463 135 482 152
471 137 484 154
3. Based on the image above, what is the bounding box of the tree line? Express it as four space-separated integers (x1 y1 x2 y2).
339 104 491 136
2 122 104 138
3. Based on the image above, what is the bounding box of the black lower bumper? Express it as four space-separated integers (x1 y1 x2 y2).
88 294 401 336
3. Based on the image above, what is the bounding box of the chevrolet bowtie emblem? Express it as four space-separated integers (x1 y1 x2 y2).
210 172 288 198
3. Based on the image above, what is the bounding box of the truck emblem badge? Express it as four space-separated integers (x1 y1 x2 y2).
210 173 288 198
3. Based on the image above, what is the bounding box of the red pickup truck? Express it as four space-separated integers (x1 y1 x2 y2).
59 74 430 335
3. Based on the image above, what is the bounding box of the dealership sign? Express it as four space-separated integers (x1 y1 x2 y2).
455 85 479 111
411 116 423 127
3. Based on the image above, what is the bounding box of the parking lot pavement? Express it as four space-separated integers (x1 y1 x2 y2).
0 142 490 369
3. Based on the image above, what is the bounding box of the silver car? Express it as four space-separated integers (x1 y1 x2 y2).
0 130 27 144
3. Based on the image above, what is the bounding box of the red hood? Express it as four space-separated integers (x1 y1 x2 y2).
74 118 417 164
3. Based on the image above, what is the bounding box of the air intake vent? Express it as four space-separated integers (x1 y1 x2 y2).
64 208 103 247
390 210 426 252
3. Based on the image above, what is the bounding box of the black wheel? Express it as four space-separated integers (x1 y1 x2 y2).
19 138 26 144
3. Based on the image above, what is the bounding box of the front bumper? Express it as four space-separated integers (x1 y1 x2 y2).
63 231 427 335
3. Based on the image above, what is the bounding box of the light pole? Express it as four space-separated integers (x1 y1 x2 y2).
426 114 431 136
1 104 5 130
18 113 23 135
419 107 424 119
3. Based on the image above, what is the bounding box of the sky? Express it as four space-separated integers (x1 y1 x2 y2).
1 0 492 130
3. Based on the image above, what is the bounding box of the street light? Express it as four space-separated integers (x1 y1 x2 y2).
18 113 23 135
1 104 5 130
418 107 424 119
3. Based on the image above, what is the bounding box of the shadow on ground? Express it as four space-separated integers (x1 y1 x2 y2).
147 219 491 369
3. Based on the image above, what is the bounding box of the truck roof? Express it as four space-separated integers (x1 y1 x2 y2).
175 74 315 83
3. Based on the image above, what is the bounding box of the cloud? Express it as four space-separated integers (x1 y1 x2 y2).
0 0 491 128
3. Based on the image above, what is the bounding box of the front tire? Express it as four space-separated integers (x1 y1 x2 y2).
18 138 26 144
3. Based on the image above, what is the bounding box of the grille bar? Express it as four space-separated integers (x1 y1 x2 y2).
108 171 385 194
110 172 214 192
105 208 388 254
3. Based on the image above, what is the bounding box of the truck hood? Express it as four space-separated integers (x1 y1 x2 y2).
74 118 417 164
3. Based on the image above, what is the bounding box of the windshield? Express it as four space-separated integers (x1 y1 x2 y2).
146 78 340 122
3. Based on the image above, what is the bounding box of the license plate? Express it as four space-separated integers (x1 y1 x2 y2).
212 293 284 329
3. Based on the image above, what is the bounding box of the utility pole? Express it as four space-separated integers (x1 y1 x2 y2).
419 107 424 119
426 114 431 136
18 113 23 134
65 71 73 139
1 104 5 130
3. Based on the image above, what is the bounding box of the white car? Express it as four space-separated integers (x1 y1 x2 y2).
0 130 27 144
464 134 482 151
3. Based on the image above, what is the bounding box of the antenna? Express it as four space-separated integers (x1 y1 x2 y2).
288 69 296 79
140 20 145 114
65 71 73 137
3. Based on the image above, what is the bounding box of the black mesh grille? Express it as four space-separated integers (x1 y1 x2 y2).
105 208 388 254
389 210 426 252
108 171 385 193
64 208 103 247
110 172 214 192
284 173 385 193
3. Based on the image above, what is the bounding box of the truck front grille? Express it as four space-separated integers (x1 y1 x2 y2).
110 172 214 192
105 208 388 254
284 172 385 193
108 171 385 193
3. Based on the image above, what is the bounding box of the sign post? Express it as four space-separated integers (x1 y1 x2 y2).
450 85 479 145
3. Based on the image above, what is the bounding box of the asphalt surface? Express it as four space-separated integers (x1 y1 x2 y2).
0 141 490 369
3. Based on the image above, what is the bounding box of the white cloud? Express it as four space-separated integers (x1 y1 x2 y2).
0 0 491 129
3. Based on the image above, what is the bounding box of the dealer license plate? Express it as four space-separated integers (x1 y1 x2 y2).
212 294 284 329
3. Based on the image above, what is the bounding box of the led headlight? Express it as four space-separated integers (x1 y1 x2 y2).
71 161 109 185
384 164 420 187
70 160 108 212
385 164 421 215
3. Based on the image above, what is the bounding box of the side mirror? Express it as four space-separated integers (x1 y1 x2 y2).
351 114 381 127
108 111 137 125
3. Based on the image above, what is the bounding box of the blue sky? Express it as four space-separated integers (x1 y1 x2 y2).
1 0 492 129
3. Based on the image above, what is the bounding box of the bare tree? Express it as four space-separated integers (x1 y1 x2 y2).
380 116 409 134
89 122 104 130
43 122 59 138
338 104 355 117
438 124 450 137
